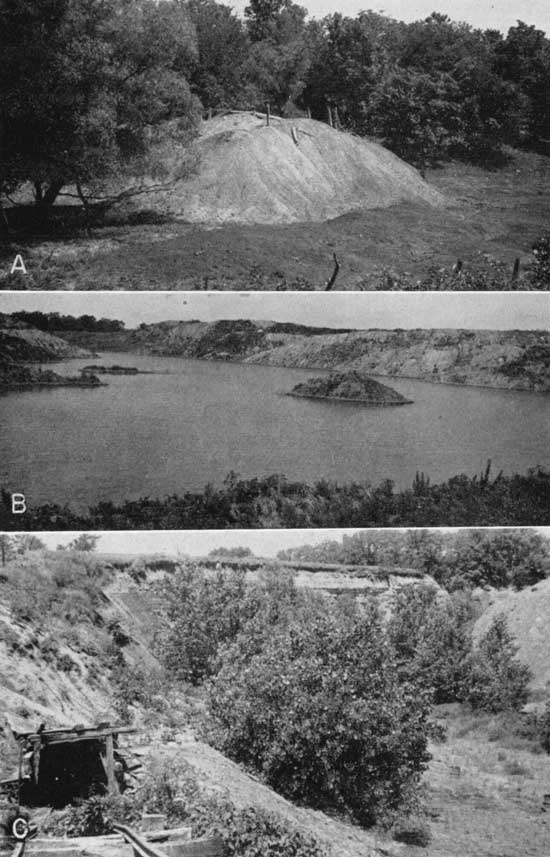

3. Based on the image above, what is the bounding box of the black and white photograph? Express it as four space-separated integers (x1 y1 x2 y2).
2 0 550 290
0 292 549 529
1 527 550 857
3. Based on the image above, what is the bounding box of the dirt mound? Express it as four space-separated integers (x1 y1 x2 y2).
147 113 443 225
474 578 550 690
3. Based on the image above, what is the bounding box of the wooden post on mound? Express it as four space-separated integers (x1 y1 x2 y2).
266 102 271 126
327 102 333 128
333 105 341 128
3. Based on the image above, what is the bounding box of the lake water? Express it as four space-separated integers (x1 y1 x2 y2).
1 351 549 510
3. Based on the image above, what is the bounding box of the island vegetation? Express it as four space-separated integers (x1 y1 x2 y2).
288 371 413 404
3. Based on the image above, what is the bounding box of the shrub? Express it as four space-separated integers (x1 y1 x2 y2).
205 597 431 826
386 584 477 704
159 565 249 684
43 759 330 857
462 615 531 712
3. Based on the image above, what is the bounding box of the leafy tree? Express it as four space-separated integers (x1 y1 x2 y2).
66 533 100 552
206 596 431 826
462 614 531 711
13 535 46 554
1 0 200 221
187 0 251 110
243 0 311 112
495 21 550 148
160 565 250 684
0 535 15 566
386 584 478 703
208 546 254 558
441 529 550 590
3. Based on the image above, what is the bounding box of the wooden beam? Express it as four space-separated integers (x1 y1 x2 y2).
101 734 119 794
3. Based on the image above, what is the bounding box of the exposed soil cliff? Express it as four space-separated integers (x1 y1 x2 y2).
64 321 550 392
288 371 413 404
0 326 92 363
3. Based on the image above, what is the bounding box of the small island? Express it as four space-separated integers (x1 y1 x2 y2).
0 362 106 390
287 370 413 405
81 364 141 375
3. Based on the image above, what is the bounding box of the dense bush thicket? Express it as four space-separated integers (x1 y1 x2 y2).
205 597 432 826
279 528 550 591
386 584 531 710
3 467 549 531
153 566 533 825
2 1 550 226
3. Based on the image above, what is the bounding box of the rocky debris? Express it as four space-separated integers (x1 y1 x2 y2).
287 370 413 405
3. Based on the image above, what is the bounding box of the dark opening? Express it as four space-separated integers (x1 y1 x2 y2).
20 740 108 808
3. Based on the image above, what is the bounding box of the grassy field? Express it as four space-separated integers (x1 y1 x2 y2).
422 705 550 857
1 149 549 290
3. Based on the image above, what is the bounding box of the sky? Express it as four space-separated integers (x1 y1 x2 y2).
230 0 550 34
1 292 549 331
15 527 550 556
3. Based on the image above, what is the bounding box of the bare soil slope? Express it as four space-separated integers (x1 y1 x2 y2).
143 113 442 225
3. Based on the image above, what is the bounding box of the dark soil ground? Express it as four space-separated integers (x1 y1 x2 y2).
1 149 549 290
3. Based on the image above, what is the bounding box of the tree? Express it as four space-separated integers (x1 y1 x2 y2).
442 529 550 590
0 535 15 566
187 0 251 110
206 596 431 826
13 535 46 554
1 0 200 223
387 583 478 703
67 533 100 552
462 615 531 711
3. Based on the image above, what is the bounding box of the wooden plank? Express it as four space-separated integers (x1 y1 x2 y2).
17 727 136 745
113 826 223 857
101 735 118 794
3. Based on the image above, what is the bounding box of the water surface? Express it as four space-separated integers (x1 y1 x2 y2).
1 351 548 510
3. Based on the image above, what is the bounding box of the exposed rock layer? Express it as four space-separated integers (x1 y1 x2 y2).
59 321 550 392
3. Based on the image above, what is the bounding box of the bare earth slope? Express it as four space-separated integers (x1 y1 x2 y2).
142 113 443 225
60 323 550 392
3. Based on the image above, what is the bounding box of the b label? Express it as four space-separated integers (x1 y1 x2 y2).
12 493 26 514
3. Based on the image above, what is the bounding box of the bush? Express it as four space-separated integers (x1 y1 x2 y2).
386 585 477 703
462 615 531 712
205 597 431 826
159 565 249 684
159 565 301 685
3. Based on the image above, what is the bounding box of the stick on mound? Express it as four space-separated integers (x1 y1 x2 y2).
159 113 444 225
288 370 414 405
